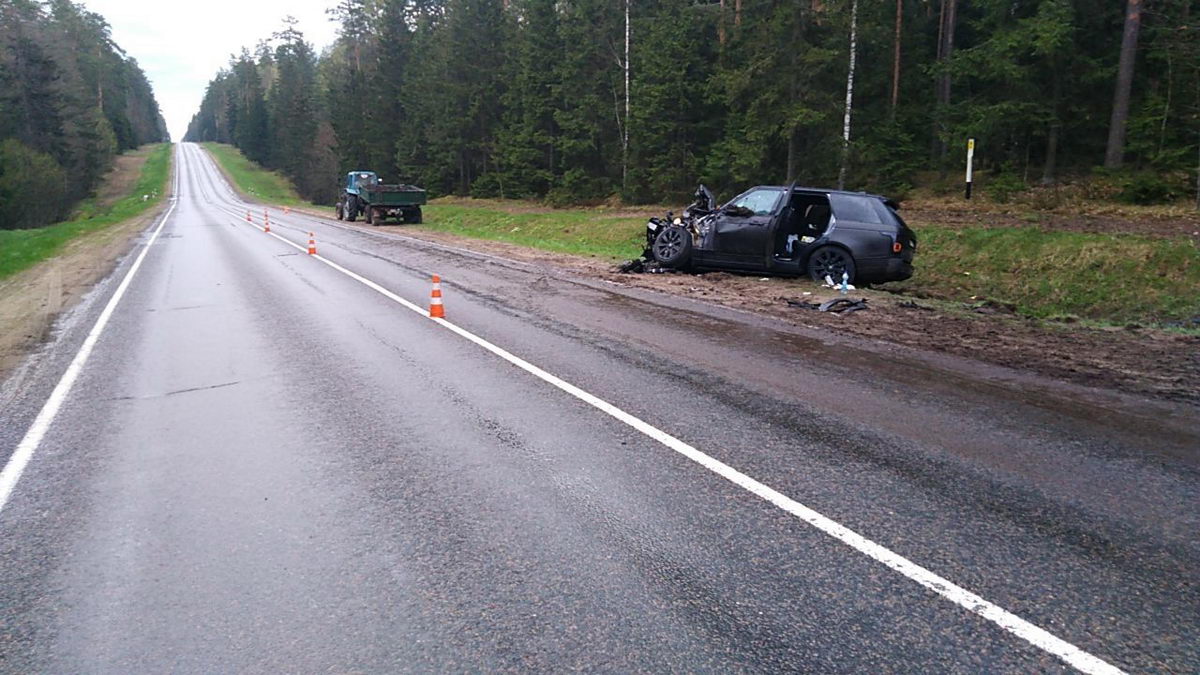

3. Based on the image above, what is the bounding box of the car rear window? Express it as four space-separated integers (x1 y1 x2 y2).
829 194 882 224
871 199 905 227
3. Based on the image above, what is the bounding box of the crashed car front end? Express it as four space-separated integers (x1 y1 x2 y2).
625 184 716 273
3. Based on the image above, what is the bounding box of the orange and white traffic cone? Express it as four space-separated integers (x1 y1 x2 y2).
307 233 317 255
284 206 291 215
429 275 445 319
263 211 270 233
246 210 253 223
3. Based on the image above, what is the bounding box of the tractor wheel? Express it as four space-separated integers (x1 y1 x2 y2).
336 203 344 220
408 207 423 224
345 196 358 222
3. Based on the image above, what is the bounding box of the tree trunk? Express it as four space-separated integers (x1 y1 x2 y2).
719 0 726 46
933 0 957 164
622 0 630 192
1105 0 1142 169
1042 64 1062 185
787 126 801 183
735 0 742 26
890 0 902 118
838 0 859 190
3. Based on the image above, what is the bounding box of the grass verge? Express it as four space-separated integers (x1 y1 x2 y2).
420 201 645 259
0 143 171 281
201 143 311 207
888 226 1199 324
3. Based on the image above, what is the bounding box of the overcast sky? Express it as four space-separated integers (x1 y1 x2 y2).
83 0 339 141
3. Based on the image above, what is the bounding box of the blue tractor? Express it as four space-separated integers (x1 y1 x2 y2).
336 171 427 225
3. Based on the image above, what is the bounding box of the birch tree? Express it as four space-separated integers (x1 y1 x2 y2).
838 0 859 189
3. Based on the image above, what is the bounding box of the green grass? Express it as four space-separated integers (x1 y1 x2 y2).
201 143 311 207
419 202 646 259
0 143 172 281
889 226 1200 324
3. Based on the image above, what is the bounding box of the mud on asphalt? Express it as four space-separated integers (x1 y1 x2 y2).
379 227 1200 405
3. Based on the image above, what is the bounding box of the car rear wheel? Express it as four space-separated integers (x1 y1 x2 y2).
652 225 692 268
807 246 856 284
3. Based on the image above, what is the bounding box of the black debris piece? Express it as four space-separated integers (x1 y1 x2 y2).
782 297 869 313
818 298 869 313
782 297 822 310
617 259 644 273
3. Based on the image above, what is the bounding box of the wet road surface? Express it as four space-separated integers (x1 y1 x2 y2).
1 144 1197 672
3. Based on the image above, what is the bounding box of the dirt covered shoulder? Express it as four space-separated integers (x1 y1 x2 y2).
388 226 1199 404
0 149 168 382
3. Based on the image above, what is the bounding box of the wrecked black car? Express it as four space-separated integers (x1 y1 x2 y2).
634 183 916 284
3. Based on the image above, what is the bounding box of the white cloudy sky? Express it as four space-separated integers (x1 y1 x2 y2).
82 0 340 141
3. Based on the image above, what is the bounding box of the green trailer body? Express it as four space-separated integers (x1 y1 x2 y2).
337 171 427 224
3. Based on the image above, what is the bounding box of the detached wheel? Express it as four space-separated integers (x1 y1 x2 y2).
652 225 693 268
807 246 856 284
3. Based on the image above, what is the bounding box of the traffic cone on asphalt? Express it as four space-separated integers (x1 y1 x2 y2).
307 233 317 255
429 275 445 319
246 210 252 223
264 212 270 233
284 206 291 215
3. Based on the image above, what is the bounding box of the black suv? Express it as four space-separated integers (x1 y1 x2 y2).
645 184 916 284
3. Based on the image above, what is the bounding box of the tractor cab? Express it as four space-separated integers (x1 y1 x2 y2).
345 171 379 196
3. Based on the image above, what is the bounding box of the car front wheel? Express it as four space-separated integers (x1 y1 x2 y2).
652 225 692 269
807 246 856 284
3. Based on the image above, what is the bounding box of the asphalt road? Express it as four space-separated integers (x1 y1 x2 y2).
1 143 1197 672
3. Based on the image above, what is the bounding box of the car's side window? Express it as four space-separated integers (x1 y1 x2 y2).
730 189 782 216
829 194 882 224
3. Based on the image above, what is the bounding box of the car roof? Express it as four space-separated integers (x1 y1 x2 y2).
748 185 893 201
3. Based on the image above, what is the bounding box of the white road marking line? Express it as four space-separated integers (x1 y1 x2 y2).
0 147 181 515
243 219 1124 675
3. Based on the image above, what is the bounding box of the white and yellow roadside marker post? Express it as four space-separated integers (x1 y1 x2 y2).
965 138 975 200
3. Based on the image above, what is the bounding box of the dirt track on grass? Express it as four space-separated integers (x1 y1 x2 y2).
390 226 1200 404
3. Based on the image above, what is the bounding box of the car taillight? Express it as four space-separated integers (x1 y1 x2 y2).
892 242 902 253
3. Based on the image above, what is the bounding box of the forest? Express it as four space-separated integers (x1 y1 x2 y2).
184 0 1200 207
0 0 168 229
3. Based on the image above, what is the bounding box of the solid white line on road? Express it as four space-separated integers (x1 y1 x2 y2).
0 147 181 515
246 217 1124 675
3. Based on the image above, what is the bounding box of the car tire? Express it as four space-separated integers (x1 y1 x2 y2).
807 246 856 284
652 225 692 269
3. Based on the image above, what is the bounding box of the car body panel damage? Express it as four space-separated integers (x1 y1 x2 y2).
627 184 917 285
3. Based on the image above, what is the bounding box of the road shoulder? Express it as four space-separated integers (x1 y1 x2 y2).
0 165 172 384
